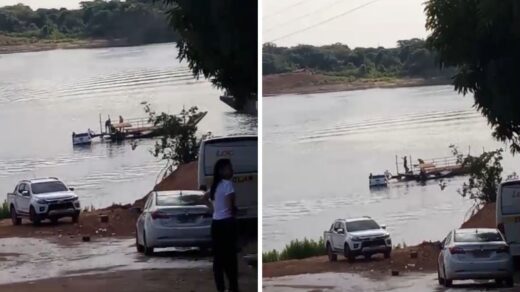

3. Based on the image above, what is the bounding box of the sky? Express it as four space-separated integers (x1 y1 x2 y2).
0 0 82 9
263 0 429 48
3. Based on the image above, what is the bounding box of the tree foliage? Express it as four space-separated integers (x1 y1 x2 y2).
0 1 176 44
163 0 258 109
451 145 504 204
425 0 520 153
263 39 453 79
144 104 209 167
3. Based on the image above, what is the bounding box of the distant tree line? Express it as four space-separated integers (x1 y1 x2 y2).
263 38 454 79
0 0 176 44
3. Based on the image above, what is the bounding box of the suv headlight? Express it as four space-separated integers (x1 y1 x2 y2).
351 236 361 241
36 199 48 204
383 234 390 239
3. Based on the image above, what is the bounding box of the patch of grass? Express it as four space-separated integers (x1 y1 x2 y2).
263 237 326 263
0 200 10 219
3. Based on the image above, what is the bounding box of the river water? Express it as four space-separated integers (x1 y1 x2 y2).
263 86 519 251
0 43 256 208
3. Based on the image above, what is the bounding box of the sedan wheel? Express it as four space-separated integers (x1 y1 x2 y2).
143 230 154 256
443 266 452 287
136 231 144 253
437 266 444 285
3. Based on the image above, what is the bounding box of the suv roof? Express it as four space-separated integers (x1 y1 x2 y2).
20 177 61 184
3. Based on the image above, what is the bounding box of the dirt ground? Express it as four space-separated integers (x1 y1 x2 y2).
262 71 449 96
264 203 495 278
0 266 257 292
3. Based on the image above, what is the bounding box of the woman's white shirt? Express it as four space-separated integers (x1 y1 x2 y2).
213 179 235 220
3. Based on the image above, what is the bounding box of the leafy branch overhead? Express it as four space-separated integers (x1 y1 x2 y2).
426 0 520 153
450 145 504 204
162 0 258 109
141 103 210 167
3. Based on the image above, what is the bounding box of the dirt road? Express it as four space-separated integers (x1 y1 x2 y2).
1 268 257 292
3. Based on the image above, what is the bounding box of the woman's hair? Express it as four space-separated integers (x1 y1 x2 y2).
210 159 232 200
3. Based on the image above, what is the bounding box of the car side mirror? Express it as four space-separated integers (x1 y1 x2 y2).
381 224 387 230
69 187 75 191
21 190 30 196
337 228 344 234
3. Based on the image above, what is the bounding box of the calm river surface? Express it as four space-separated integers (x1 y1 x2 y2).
0 43 256 208
263 86 518 251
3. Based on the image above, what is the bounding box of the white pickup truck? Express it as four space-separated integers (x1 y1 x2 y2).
324 217 392 262
7 178 81 225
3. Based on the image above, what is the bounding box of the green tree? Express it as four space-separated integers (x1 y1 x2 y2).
163 0 257 110
450 146 504 204
141 104 210 170
425 0 520 153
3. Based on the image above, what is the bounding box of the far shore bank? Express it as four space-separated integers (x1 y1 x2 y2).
0 36 172 55
263 72 451 97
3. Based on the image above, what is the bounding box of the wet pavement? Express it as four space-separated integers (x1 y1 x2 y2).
263 272 519 292
0 237 210 284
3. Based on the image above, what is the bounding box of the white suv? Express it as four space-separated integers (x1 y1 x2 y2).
324 217 392 262
7 178 81 225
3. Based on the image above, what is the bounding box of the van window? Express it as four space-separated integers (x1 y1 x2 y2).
501 183 520 215
203 139 257 175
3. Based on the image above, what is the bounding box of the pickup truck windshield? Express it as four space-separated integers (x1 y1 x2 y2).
31 182 68 194
347 220 380 232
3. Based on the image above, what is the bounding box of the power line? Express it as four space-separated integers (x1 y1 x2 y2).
267 0 385 43
264 0 347 33
263 0 310 20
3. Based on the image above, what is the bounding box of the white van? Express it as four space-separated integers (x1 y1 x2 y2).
197 135 257 219
496 179 520 255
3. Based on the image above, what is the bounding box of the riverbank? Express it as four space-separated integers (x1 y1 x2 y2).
263 203 495 278
262 71 451 96
0 35 165 55
0 161 257 290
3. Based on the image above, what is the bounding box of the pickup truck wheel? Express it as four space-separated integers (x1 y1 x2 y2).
51 218 58 224
344 244 355 262
72 214 79 223
29 207 40 226
10 207 21 225
327 243 337 262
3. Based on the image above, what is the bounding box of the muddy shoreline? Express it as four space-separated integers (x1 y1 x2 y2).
262 72 451 96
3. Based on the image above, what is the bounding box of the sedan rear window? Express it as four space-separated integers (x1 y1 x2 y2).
31 181 68 194
346 219 380 232
156 193 205 206
454 231 503 242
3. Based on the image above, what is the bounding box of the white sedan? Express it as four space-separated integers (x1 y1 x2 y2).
136 190 212 255
437 228 514 287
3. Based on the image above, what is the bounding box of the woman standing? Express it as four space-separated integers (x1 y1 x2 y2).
208 159 239 292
